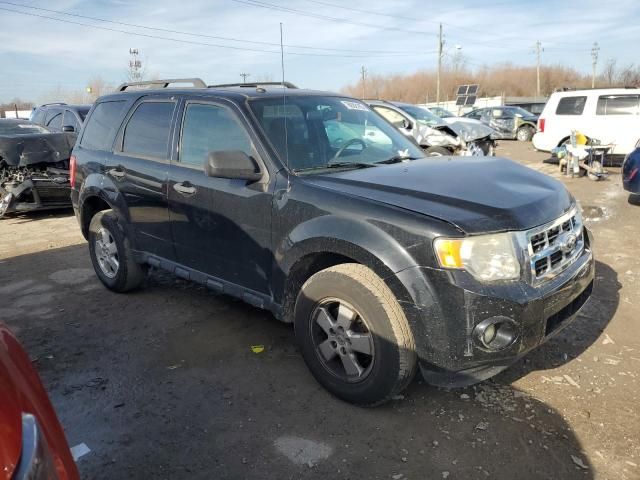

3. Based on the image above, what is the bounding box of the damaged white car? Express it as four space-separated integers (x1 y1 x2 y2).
367 100 496 157
0 119 74 218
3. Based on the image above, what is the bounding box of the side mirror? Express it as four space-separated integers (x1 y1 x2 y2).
205 150 262 181
62 125 76 133
401 119 413 130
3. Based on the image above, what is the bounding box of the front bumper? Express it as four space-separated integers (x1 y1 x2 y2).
394 231 595 386
0 178 71 218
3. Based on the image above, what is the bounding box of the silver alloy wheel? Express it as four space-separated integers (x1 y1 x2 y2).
517 127 532 141
95 227 119 278
310 298 375 383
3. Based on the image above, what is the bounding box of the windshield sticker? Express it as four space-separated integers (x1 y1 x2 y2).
341 101 369 111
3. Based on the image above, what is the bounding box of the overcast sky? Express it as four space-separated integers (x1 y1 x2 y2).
0 0 638 102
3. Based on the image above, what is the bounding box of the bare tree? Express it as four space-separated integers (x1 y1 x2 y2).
602 58 617 86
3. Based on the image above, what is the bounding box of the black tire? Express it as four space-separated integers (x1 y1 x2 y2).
424 146 451 157
294 263 417 406
516 126 534 142
88 209 146 292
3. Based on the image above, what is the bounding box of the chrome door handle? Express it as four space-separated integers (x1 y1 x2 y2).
173 182 196 195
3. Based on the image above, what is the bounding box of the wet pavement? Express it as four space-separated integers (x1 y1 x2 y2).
1 141 638 479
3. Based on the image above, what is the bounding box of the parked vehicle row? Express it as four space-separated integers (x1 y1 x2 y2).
463 106 539 141
366 100 496 156
70 79 594 405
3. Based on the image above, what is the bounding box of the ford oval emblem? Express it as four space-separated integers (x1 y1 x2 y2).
559 232 578 253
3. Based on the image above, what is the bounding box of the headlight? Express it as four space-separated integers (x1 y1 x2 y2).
434 233 520 281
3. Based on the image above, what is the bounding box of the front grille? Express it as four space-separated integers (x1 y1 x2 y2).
526 208 584 285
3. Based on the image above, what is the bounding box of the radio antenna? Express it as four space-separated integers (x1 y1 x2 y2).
280 22 290 187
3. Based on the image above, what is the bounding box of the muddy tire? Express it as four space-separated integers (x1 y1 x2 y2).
88 210 146 292
516 126 534 142
294 263 417 406
424 146 451 156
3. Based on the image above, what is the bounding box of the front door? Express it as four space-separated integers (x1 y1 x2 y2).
168 99 273 295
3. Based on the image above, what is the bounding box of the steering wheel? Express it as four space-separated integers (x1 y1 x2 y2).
332 138 367 160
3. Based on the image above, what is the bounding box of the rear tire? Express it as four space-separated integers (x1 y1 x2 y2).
294 263 417 406
88 210 146 292
424 146 451 156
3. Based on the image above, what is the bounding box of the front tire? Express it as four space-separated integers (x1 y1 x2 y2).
88 210 146 292
294 264 417 406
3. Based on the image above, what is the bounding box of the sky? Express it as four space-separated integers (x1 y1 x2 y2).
0 0 638 102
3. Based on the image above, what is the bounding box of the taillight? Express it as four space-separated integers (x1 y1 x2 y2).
538 118 545 133
69 155 77 187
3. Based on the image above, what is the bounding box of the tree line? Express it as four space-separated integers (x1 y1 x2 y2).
342 59 640 104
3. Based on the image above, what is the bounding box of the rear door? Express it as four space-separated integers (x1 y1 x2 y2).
168 98 274 294
108 97 178 259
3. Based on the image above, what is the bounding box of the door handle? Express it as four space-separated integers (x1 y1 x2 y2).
173 182 197 196
108 168 125 179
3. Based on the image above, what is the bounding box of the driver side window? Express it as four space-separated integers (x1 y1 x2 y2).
180 103 253 167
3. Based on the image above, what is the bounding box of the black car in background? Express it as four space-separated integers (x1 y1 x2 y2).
463 106 538 141
71 79 594 406
0 119 74 217
30 103 91 134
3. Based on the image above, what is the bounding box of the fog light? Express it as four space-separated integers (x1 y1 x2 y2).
473 317 518 351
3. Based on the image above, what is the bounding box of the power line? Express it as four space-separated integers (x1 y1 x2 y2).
229 0 430 36
0 4 431 58
0 0 417 55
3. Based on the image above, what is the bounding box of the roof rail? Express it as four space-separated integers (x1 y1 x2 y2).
209 82 298 89
40 102 67 107
116 78 207 92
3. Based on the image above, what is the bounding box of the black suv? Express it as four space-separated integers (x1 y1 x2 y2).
71 79 594 406
30 103 91 134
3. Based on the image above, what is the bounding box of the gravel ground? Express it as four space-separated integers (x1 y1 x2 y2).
1 141 638 480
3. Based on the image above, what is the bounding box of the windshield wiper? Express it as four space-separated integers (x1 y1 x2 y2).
374 155 420 165
324 161 378 169
292 161 377 174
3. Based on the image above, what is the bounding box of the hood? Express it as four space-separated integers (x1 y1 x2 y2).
445 121 496 142
302 157 573 234
417 123 459 148
0 133 75 167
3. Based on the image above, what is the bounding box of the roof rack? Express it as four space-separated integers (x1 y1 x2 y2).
208 82 298 89
116 78 207 92
40 102 67 107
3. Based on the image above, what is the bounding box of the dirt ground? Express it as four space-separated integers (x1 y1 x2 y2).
1 142 638 480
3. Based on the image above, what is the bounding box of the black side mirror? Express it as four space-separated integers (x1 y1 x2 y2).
402 119 412 130
62 125 76 133
205 150 262 181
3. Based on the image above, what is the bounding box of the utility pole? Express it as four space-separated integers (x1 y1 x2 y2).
534 41 542 98
436 23 444 105
360 65 367 99
129 48 142 82
591 42 600 88
240 73 251 84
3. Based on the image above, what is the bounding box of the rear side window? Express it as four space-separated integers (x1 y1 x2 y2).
122 102 175 159
180 103 253 167
31 109 46 124
555 96 587 115
63 110 80 131
596 95 639 115
81 101 127 151
46 112 63 130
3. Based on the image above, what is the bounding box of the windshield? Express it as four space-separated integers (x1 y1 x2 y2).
432 107 454 118
0 121 50 135
395 104 443 126
506 106 534 117
249 96 424 173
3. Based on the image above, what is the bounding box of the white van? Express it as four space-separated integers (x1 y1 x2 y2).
533 88 640 155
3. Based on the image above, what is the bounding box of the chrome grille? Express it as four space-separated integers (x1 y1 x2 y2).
525 208 584 285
